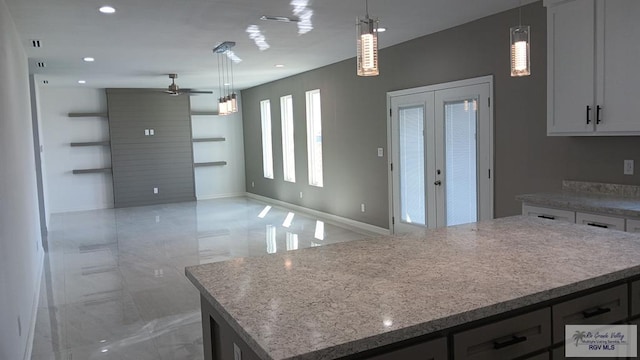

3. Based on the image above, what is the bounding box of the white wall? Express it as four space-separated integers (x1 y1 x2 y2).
40 87 113 212
190 95 246 199
0 0 44 358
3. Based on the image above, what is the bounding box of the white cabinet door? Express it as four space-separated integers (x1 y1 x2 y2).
576 212 625 231
595 1 640 134
547 0 596 135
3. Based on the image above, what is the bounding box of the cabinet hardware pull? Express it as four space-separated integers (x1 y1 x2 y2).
586 105 592 124
538 215 556 220
586 222 608 229
582 307 611 318
434 180 442 186
596 105 602 124
493 335 527 349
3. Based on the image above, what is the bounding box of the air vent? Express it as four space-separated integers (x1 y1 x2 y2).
30 39 42 48
36 62 46 68
260 15 300 23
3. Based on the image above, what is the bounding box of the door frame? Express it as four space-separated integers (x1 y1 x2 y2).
386 75 494 233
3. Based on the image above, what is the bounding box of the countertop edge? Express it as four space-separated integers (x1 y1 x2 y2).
186 262 640 360
516 193 640 219
185 268 275 360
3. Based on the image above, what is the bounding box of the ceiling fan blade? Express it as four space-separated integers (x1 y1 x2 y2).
184 90 214 94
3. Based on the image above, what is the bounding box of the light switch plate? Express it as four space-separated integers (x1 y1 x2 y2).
377 147 384 157
150 129 155 136
153 187 159 194
144 129 150 136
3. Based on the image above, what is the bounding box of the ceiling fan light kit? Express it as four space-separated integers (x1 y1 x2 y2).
162 73 213 96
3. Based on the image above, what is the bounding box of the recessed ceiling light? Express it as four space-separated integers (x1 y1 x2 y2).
99 6 116 14
275 64 285 68
78 80 86 84
83 57 95 62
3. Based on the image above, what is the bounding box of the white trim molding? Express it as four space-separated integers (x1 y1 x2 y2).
246 193 390 236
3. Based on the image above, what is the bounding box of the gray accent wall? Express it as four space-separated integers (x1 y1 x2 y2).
107 90 196 208
242 1 640 228
0 0 44 358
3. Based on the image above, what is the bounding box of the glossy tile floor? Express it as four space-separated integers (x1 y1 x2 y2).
31 197 373 360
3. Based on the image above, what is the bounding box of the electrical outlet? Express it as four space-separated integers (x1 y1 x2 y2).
624 160 634 175
299 192 303 199
361 203 365 212
153 187 159 194
150 129 155 136
155 215 160 223
251 181 255 188
144 129 150 136
233 343 242 360
377 147 384 157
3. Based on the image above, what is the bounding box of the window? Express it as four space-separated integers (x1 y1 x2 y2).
280 95 296 182
305 89 323 187
260 100 274 179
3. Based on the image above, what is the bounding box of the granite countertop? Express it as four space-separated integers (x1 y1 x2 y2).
186 215 640 360
516 180 640 218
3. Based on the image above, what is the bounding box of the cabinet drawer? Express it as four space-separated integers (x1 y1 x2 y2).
523 204 575 223
631 281 640 317
366 337 447 360
453 308 551 360
523 352 550 360
552 284 628 344
626 219 640 233
575 212 625 231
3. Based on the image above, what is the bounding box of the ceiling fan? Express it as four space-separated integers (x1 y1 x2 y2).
163 74 213 96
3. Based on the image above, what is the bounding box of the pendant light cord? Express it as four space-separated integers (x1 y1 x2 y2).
518 0 522 26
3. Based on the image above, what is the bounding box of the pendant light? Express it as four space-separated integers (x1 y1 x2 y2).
510 1 530 77
356 0 379 77
213 41 239 115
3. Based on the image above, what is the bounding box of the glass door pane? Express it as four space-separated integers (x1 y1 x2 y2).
444 99 477 226
399 106 425 225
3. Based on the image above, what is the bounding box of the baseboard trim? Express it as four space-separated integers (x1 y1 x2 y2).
245 193 390 236
24 248 45 360
197 192 247 201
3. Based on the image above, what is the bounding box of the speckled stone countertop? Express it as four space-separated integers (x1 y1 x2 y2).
516 180 640 218
186 216 640 360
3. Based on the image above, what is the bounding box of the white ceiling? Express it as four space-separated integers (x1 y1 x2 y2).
5 0 536 93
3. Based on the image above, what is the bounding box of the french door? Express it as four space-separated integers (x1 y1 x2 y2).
388 77 493 233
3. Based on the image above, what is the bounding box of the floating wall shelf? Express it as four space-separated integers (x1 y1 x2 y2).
190 111 218 116
72 168 112 174
192 138 226 143
68 112 109 118
194 161 227 167
70 141 111 147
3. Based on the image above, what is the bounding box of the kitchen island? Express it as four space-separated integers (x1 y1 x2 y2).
186 216 640 360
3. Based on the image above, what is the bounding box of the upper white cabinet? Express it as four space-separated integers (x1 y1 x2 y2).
546 0 640 136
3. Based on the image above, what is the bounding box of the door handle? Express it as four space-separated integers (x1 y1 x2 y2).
434 180 442 186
